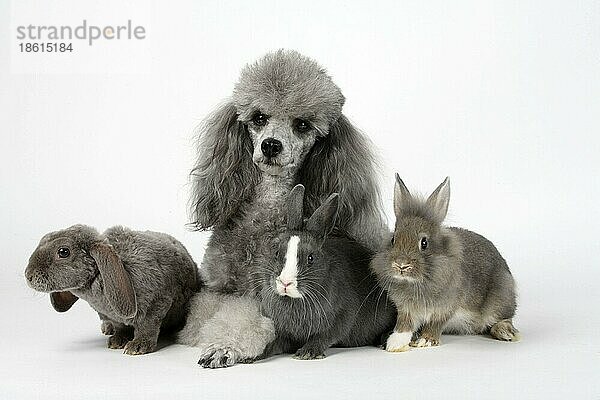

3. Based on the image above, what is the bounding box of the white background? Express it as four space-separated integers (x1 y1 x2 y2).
1 1 599 399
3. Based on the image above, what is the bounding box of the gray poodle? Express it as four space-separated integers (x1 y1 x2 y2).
177 50 387 368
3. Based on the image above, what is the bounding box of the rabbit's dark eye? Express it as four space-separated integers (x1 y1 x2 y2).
420 237 428 251
57 247 70 258
307 254 314 265
251 112 268 127
294 119 311 134
391 235 395 246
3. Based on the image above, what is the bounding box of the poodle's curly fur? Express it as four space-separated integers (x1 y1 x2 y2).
178 50 387 368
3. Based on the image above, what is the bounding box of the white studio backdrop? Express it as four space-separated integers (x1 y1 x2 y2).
1 1 598 399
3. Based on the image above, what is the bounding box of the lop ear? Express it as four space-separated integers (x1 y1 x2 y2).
50 291 78 312
287 184 305 231
90 242 137 319
394 173 412 218
189 101 261 230
306 193 339 240
426 177 451 222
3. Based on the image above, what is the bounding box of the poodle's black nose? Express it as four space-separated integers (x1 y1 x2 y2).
261 138 283 158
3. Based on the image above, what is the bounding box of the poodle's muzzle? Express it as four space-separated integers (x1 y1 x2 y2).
250 118 317 177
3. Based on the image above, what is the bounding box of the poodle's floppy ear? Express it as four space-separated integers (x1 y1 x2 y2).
189 102 260 230
306 193 339 240
50 291 78 312
90 242 137 319
287 184 305 231
299 115 384 245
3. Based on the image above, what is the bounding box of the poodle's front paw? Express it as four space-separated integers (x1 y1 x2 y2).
197 345 239 369
123 338 157 355
101 321 115 336
386 331 412 352
107 334 129 349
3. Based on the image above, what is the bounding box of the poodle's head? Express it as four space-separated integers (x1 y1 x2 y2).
191 50 383 245
232 50 345 176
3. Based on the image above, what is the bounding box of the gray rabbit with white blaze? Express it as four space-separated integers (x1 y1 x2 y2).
25 225 200 355
370 175 519 352
258 184 395 360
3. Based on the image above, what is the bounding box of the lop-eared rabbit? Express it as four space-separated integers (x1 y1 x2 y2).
25 225 199 355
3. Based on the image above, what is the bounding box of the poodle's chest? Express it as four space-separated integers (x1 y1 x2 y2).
201 176 293 294
201 184 291 294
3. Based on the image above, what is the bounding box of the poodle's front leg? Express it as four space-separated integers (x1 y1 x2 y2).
177 291 276 369
198 298 275 368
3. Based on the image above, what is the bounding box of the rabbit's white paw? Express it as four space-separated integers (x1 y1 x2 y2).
385 331 412 352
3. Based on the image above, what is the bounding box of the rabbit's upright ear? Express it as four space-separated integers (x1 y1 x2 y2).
394 173 411 218
90 242 137 319
426 177 451 223
306 193 339 240
287 184 305 231
50 291 78 312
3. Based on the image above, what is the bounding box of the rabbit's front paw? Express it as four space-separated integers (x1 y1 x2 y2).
386 331 412 352
293 343 326 360
410 335 440 348
198 346 238 369
101 321 115 336
107 334 129 349
490 319 520 342
123 338 156 355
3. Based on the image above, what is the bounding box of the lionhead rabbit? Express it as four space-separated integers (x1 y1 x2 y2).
371 175 519 352
258 184 395 360
25 225 200 355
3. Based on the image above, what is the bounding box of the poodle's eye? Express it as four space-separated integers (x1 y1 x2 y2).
420 237 428 251
307 254 314 265
57 247 71 258
251 112 268 127
294 119 311 134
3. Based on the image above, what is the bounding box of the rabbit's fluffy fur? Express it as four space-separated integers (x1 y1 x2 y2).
370 176 518 352
177 50 387 368
25 225 200 355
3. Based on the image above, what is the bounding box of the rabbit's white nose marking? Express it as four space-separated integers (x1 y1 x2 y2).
276 277 295 290
276 279 301 298
276 236 302 298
